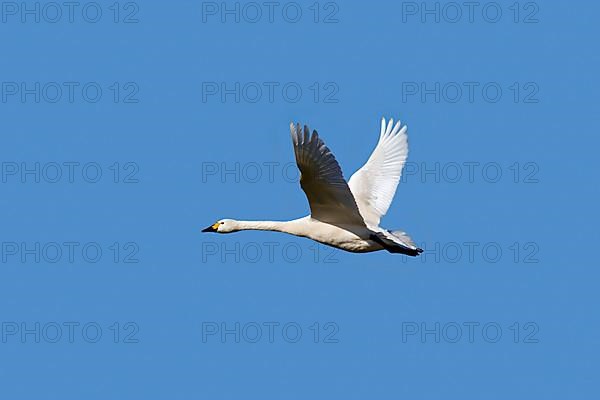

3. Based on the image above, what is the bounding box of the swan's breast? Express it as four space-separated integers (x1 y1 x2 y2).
298 219 382 253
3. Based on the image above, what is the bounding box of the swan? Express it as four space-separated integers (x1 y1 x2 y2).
202 118 423 256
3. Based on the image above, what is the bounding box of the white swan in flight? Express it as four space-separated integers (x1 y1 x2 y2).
202 118 423 256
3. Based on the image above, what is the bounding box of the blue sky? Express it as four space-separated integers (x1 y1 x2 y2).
0 1 598 399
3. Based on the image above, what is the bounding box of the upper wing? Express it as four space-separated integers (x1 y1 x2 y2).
290 123 366 226
348 117 409 228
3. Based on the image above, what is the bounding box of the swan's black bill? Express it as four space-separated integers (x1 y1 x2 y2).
202 225 217 233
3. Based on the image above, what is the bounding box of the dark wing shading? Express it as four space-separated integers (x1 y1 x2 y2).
290 123 366 226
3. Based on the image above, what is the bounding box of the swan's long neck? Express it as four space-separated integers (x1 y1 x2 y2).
234 220 301 235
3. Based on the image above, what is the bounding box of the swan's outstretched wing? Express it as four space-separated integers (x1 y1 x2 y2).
290 123 365 226
348 117 409 228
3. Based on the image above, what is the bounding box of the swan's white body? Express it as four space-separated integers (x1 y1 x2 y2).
214 217 380 253
203 118 423 256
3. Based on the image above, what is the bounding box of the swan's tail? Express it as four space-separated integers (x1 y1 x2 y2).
371 230 423 257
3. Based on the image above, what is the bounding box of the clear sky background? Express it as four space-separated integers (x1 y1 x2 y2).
1 1 598 398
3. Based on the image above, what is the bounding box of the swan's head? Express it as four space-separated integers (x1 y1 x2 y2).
201 219 238 233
